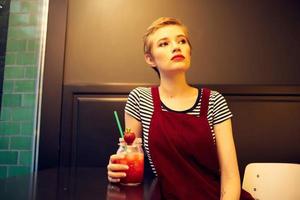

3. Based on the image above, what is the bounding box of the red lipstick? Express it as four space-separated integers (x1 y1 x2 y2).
171 54 185 61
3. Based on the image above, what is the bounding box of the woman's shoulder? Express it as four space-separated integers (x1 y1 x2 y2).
202 88 230 111
210 89 223 98
129 87 152 98
202 88 233 123
199 88 224 100
130 86 151 92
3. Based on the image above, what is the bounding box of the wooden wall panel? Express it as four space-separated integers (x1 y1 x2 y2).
228 96 300 176
74 96 127 167
60 84 300 179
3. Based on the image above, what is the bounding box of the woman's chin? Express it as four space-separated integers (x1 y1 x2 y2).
161 68 190 76
171 65 190 72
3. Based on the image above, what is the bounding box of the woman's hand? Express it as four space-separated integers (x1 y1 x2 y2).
107 154 129 183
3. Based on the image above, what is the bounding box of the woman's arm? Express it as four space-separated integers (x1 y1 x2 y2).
124 112 142 138
214 118 241 200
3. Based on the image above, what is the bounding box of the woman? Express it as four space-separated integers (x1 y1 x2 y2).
107 17 254 200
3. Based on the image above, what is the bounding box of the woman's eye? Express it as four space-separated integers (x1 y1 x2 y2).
158 42 168 47
179 39 187 44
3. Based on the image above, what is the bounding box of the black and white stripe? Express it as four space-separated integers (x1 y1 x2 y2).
125 87 233 175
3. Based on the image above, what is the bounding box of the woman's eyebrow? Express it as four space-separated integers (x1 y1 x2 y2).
177 34 186 38
156 34 186 43
157 37 168 43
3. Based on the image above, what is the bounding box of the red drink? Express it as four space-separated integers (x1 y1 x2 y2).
116 138 144 186
117 152 144 185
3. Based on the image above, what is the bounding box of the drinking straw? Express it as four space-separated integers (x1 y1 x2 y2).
114 111 124 138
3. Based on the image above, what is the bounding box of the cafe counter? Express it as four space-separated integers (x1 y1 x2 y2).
0 167 158 200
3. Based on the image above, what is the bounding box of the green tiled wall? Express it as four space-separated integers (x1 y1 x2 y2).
0 0 45 179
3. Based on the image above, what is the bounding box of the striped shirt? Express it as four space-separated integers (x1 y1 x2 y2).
125 87 233 175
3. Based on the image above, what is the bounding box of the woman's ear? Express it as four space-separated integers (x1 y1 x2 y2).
144 53 156 67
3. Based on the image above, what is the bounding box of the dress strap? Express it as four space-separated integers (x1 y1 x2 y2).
151 87 161 112
200 88 211 117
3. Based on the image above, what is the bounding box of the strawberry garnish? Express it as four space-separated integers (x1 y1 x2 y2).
124 128 135 145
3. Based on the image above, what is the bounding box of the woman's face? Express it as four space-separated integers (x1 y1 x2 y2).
146 25 191 76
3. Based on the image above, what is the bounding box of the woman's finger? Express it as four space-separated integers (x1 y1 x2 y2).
107 164 129 171
108 171 126 179
107 176 121 183
110 154 125 163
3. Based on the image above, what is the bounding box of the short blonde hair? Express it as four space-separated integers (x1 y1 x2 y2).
143 17 192 55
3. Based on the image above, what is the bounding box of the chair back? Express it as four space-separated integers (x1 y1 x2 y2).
242 163 300 200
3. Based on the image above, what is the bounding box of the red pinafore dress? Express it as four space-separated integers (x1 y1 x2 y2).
148 87 254 199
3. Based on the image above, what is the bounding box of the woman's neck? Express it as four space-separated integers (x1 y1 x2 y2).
159 73 193 98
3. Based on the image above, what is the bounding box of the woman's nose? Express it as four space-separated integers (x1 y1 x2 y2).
171 41 181 53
